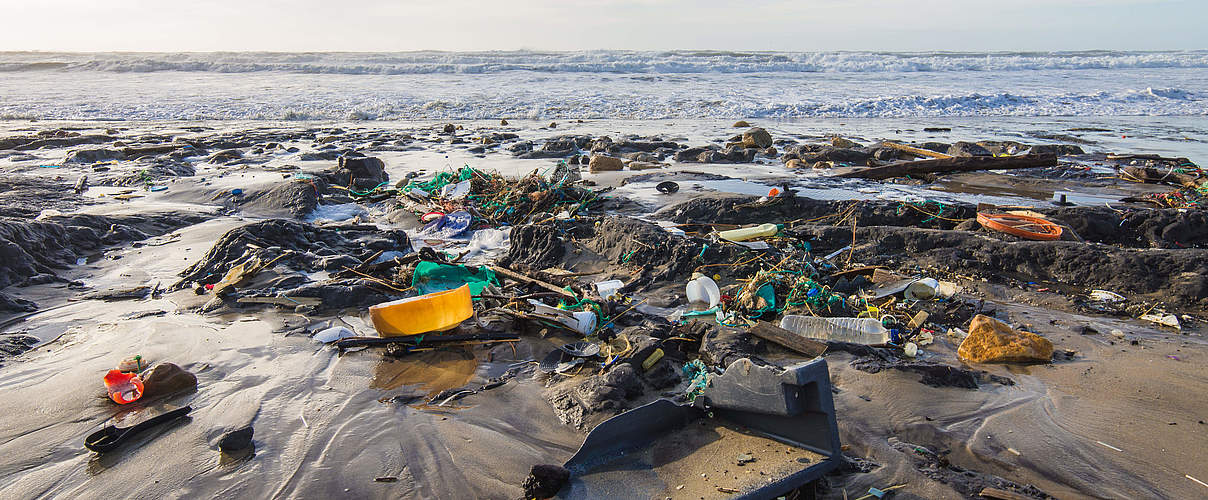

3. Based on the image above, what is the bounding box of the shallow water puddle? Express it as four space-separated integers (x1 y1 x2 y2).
370 348 478 395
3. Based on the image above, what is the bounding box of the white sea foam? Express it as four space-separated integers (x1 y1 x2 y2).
3 50 1208 74
0 51 1205 120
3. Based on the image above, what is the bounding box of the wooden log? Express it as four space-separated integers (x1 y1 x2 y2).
834 154 1057 180
879 141 953 159
748 321 828 358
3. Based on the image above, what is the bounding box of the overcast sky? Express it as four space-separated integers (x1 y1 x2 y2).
3 0 1205 52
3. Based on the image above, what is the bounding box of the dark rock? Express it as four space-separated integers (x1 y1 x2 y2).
64 148 125 163
611 140 678 153
948 141 993 157
0 291 37 313
698 324 758 368
442 123 456 134
500 119 509 125
522 464 570 499
722 144 756 163
0 212 204 290
102 224 149 245
218 426 254 452
239 179 322 218
112 162 197 187
602 364 643 397
329 155 387 189
674 147 708 162
975 141 1028 156
141 362 198 399
919 142 951 153
175 219 410 290
12 134 111 151
507 141 534 154
742 128 773 149
1029 144 1084 156
207 149 244 164
643 359 681 389
795 145 872 164
872 148 898 161
0 333 39 359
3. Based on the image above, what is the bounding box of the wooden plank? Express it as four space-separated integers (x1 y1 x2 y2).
749 321 828 358
834 154 1057 180
879 141 953 159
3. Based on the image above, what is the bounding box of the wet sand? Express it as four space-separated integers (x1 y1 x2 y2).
1 118 1206 500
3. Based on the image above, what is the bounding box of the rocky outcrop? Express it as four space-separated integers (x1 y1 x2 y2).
741 128 773 149
141 363 198 399
958 315 1054 363
327 154 387 189
64 148 125 163
948 141 993 157
588 155 624 172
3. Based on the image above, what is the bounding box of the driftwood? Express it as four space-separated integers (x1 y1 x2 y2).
490 265 578 298
749 322 828 358
879 141 953 159
334 333 519 349
835 154 1057 180
978 487 1033 500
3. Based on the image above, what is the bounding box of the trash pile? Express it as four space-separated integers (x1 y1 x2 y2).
372 164 605 230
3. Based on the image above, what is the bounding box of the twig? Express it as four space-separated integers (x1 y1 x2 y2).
490 265 577 298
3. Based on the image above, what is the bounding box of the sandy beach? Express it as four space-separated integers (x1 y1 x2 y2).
0 116 1206 500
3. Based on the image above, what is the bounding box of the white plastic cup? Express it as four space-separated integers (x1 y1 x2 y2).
686 276 721 308
904 278 940 300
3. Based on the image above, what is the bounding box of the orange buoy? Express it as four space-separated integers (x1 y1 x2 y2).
976 213 1063 241
369 284 474 337
104 369 144 404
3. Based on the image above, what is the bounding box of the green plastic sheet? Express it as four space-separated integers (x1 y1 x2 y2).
411 261 499 297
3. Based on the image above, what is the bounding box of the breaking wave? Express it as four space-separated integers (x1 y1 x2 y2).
2 50 1208 74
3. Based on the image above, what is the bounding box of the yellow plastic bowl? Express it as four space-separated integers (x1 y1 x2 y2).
369 284 473 337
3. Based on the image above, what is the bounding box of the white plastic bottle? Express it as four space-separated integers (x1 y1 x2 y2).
778 315 890 345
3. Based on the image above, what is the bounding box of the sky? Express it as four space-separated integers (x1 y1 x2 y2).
2 0 1205 52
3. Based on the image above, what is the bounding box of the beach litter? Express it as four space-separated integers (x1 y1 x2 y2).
85 406 193 454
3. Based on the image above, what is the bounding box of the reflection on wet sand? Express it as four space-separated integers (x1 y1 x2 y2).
370 348 478 395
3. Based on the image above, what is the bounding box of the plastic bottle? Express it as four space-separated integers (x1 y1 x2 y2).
779 315 890 345
718 223 782 242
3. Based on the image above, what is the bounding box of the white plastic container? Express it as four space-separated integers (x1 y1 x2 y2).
718 223 780 242
685 275 721 308
779 315 890 345
904 278 940 300
594 280 625 301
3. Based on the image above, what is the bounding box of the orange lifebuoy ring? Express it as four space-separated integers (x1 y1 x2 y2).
976 213 1063 241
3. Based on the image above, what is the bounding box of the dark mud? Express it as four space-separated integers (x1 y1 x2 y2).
0 212 206 290
501 216 770 291
886 437 1055 499
658 194 1208 309
826 343 1015 389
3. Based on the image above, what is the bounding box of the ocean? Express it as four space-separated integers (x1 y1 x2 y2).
1 50 1207 121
